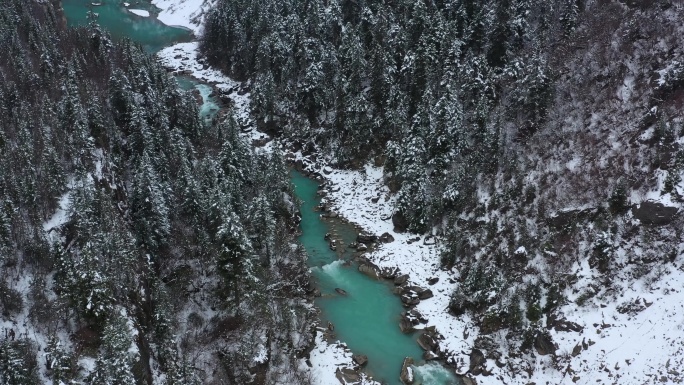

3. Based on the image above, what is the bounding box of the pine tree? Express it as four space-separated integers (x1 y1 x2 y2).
89 315 138 385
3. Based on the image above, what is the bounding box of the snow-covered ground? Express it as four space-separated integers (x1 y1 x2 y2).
151 0 214 34
307 332 379 385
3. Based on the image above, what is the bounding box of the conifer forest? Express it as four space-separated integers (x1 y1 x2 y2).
3 0 684 384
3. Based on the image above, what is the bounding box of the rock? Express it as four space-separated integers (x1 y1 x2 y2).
571 343 582 357
371 196 380 203
394 274 409 286
329 240 337 251
632 201 679 225
401 293 420 306
379 267 399 279
469 348 486 372
357 243 368 252
324 233 331 241
460 376 478 385
357 233 377 244
423 350 439 360
427 277 439 285
358 263 379 279
417 333 437 351
313 289 321 297
323 166 333 175
335 288 348 296
399 317 414 333
335 367 360 384
534 332 557 356
379 232 395 243
352 354 368 367
417 288 433 300
328 321 334 331
547 207 598 229
392 211 408 233
400 357 415 385
423 235 436 245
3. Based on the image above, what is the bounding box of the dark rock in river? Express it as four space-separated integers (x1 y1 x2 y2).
399 317 414 333
400 357 415 385
417 332 438 351
352 354 368 367
423 350 440 361
358 263 379 279
632 201 679 225
335 288 347 296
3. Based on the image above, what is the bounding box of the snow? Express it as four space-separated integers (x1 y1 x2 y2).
307 332 379 385
151 0 215 34
43 190 72 234
128 9 150 17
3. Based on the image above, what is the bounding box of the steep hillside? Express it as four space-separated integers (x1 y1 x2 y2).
199 0 684 383
0 1 313 384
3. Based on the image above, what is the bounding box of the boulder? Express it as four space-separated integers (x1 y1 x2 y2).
417 333 437 351
352 354 368 367
401 293 420 306
379 267 399 279
632 201 679 225
335 288 348 296
357 233 377 244
400 357 415 385
534 332 557 356
460 376 477 385
379 232 395 243
423 350 440 361
427 277 439 285
335 367 360 384
329 240 337 251
394 274 409 286
392 212 408 233
418 288 434 300
357 243 368 252
469 348 486 372
399 317 414 333
358 263 379 279
423 235 436 245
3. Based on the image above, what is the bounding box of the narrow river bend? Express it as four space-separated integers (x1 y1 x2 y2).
62 2 459 384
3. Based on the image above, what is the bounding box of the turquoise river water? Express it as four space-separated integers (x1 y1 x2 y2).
61 1 460 384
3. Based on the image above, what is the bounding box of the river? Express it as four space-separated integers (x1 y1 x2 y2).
61 1 459 384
